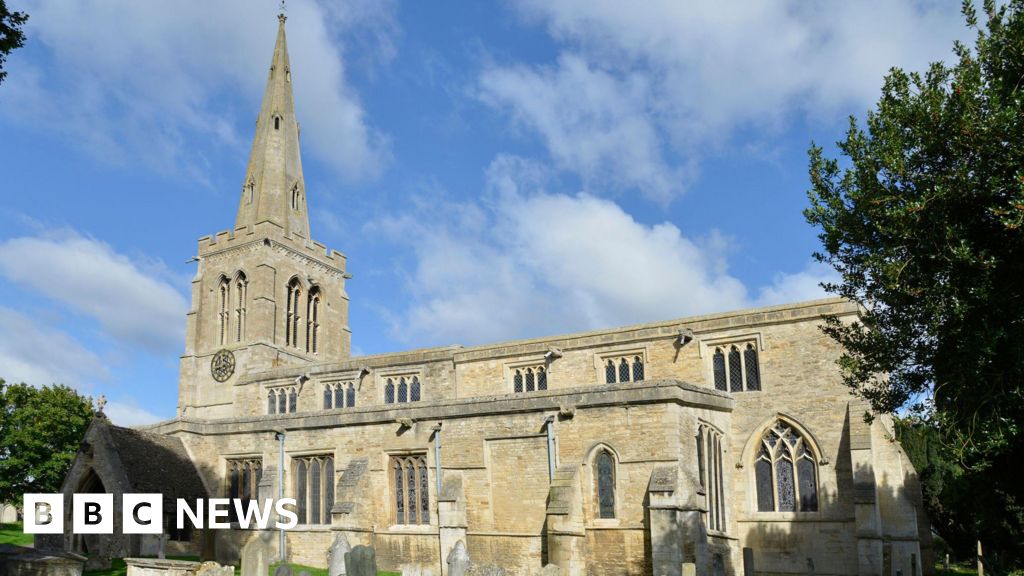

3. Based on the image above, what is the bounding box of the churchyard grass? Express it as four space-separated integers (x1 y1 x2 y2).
0 522 33 547
82 558 399 576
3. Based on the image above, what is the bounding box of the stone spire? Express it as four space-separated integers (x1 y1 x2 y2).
235 12 310 239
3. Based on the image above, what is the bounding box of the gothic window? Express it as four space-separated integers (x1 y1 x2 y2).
274 115 281 130
398 378 408 403
277 388 286 414
288 388 297 413
385 379 395 404
306 287 321 354
711 340 761 392
296 459 307 524
698 424 726 532
268 386 297 414
525 368 535 392
346 383 356 407
753 420 818 513
226 458 262 523
391 454 429 525
245 178 255 204
410 377 420 402
323 385 331 410
595 449 616 519
291 184 301 211
235 273 247 342
512 364 547 394
218 277 230 346
514 369 523 393
602 353 647 384
324 382 356 409
285 279 302 348
537 367 547 390
335 383 345 408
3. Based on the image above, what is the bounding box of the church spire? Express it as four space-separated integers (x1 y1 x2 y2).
235 11 310 239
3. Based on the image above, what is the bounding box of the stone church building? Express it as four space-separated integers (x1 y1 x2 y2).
52 14 931 576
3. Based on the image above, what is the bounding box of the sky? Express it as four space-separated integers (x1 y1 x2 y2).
0 0 970 426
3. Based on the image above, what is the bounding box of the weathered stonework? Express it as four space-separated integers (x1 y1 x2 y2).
57 13 932 576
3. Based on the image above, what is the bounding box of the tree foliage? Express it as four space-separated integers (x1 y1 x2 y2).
806 0 1024 561
0 0 28 86
0 379 94 506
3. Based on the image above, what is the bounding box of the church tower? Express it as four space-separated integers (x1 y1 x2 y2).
177 13 351 419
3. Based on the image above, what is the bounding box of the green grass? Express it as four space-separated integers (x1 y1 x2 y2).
82 557 397 576
0 522 34 547
935 560 979 575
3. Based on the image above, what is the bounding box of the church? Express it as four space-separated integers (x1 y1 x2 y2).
48 14 932 576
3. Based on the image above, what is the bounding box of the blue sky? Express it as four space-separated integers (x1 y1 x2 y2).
0 0 968 425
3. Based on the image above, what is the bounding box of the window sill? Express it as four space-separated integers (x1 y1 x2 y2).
743 511 822 522
385 524 435 534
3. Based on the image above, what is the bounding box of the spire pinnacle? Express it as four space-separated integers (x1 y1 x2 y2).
235 11 310 239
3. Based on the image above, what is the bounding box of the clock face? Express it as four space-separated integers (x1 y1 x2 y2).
211 349 236 382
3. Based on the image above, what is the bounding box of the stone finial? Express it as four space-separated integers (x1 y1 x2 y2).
95 395 107 415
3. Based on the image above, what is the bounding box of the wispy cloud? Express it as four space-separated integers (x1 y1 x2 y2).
0 231 188 355
0 306 108 389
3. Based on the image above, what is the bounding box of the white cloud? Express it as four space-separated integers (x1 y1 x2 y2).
104 400 166 427
3 0 391 182
480 0 966 199
0 231 188 355
0 306 108 388
755 261 839 307
369 156 749 345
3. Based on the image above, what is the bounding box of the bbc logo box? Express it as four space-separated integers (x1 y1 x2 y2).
24 493 163 534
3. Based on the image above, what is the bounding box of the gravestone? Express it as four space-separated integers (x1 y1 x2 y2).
298 571 311 576
274 565 294 576
540 565 560 576
446 540 470 576
241 533 273 576
344 545 377 576
327 532 351 576
197 561 235 576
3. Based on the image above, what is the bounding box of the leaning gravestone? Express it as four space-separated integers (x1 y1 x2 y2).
344 545 377 576
241 533 273 576
446 540 470 576
274 564 294 576
327 532 351 576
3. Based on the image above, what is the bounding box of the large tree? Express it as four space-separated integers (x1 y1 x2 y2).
0 0 28 86
805 0 1024 562
0 380 95 506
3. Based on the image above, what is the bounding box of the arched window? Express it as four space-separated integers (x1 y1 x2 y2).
514 369 523 393
595 449 616 519
324 457 334 516
291 184 302 211
218 277 230 346
537 366 547 391
525 368 535 392
618 358 629 383
410 377 421 402
754 421 818 512
398 377 408 403
269 391 277 414
346 383 356 408
296 459 307 524
632 355 644 381
323 385 332 410
277 389 286 414
385 379 395 404
744 344 761 390
235 273 247 342
698 423 726 531
712 348 727 391
306 287 321 354
274 115 281 130
288 388 297 413
605 360 615 384
245 178 255 204
728 346 743 392
334 383 344 409
391 455 429 525
286 279 301 348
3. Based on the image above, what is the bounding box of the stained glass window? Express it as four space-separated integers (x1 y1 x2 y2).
744 344 761 390
407 462 417 524
278 390 286 414
296 460 307 524
391 455 429 525
325 457 334 516
754 421 817 513
713 348 727 391
728 346 743 392
410 377 421 401
632 356 644 381
310 459 321 525
393 461 404 524
346 384 356 408
596 450 616 519
419 464 430 523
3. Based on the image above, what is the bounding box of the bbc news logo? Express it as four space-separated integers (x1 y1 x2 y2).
24 494 298 534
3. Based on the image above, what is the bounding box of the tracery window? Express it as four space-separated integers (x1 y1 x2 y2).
323 382 356 410
754 421 818 512
712 342 761 392
218 277 230 346
235 273 247 343
697 424 726 531
285 279 302 348
602 353 646 384
267 386 298 414
595 449 616 519
226 458 262 523
512 365 548 393
391 454 429 525
294 455 334 525
306 287 321 354
384 376 421 404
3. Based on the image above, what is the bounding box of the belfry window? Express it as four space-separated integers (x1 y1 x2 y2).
294 455 334 525
306 287 320 354
286 279 301 348
712 341 761 392
602 353 646 384
754 420 818 512
698 423 726 531
291 184 302 211
218 277 230 346
595 449 616 519
235 273 247 343
391 454 430 525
